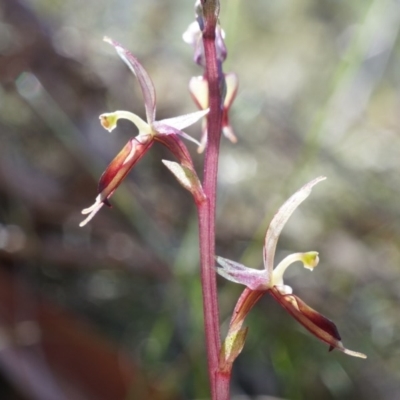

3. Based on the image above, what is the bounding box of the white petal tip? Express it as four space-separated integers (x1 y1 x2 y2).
342 348 367 359
79 201 104 227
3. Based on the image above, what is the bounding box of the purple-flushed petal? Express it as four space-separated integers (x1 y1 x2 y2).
157 109 209 131
269 287 366 358
263 176 326 277
104 37 156 124
216 256 269 290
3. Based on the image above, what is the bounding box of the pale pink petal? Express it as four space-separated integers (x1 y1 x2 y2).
216 256 269 290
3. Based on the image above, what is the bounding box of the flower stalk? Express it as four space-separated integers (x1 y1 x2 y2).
196 1 225 397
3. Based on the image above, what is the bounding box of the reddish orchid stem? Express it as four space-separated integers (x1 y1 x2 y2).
196 2 230 399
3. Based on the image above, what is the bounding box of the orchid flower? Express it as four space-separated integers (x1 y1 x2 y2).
189 73 238 153
216 177 366 366
80 38 208 227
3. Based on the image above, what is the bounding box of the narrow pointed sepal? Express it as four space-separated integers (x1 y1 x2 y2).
269 286 366 359
216 256 269 290
104 37 156 124
162 160 206 205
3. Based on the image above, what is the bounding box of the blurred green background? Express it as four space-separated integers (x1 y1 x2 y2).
1 0 400 399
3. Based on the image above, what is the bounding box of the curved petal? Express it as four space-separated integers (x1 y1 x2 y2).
263 176 326 276
104 37 156 124
269 287 366 358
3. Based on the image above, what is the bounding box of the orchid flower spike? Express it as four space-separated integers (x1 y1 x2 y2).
216 177 366 359
183 19 237 153
80 38 207 227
